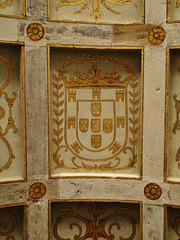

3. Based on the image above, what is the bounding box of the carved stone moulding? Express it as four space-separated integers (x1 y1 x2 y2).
167 0 180 22
165 47 180 183
144 183 162 200
48 46 143 179
0 42 26 183
27 23 45 41
29 182 46 199
48 0 144 24
0 0 25 18
50 201 142 240
165 205 180 240
0 203 27 240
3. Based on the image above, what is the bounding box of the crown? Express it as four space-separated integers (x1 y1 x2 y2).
62 57 131 88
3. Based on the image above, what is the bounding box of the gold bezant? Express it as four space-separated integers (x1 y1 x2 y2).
27 23 45 41
55 0 137 21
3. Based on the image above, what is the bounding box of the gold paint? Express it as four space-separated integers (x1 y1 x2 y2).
29 182 46 199
47 0 145 24
165 47 180 184
144 183 162 200
176 0 180 8
0 203 27 240
27 23 45 41
148 26 166 45
53 202 136 239
48 45 143 179
0 0 25 19
0 0 12 9
0 42 26 183
56 0 136 21
0 208 17 239
172 95 180 133
0 54 17 173
172 216 180 238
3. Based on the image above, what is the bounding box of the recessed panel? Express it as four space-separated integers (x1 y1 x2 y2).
168 0 180 22
50 201 141 240
166 48 180 182
48 0 144 24
49 47 143 178
0 204 26 240
0 43 26 183
165 205 180 240
0 0 25 18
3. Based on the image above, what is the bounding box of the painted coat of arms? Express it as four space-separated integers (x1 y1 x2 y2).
49 49 142 177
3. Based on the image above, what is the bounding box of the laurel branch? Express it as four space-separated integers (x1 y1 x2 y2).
52 54 140 171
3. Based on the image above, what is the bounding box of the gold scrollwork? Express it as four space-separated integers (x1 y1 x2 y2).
56 0 137 21
0 208 17 240
0 0 12 9
52 54 140 172
53 202 136 240
0 54 18 173
172 216 180 239
177 0 180 8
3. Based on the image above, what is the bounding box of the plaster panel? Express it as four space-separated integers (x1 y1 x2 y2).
168 0 180 22
165 205 180 240
50 201 141 240
49 46 143 179
48 0 144 24
0 203 26 240
166 48 180 182
0 43 26 183
0 0 25 18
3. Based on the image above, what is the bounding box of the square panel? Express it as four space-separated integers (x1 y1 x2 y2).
48 0 144 24
0 203 27 240
165 205 180 240
0 0 25 18
49 201 142 240
48 46 143 179
167 0 180 22
165 47 180 183
0 42 26 183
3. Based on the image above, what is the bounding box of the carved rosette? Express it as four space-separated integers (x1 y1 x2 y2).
144 183 162 200
29 182 46 199
27 23 45 41
52 202 138 239
148 26 166 45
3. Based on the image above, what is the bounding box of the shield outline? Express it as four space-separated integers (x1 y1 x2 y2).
64 87 129 161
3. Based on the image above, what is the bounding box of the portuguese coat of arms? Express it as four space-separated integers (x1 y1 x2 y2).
49 49 142 177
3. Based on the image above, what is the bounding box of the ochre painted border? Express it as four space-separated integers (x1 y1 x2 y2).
47 44 144 180
167 0 180 23
48 199 143 240
47 0 145 25
0 41 27 184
